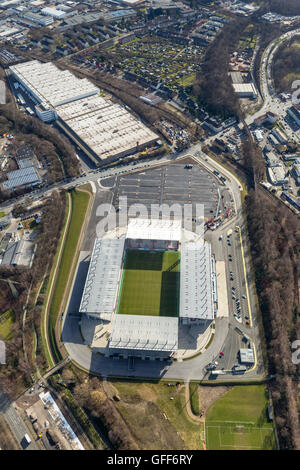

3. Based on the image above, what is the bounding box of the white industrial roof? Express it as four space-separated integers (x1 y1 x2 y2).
254 130 263 141
0 27 19 37
9 61 157 162
41 7 66 18
57 94 158 160
1 240 35 267
1 166 41 190
233 83 257 95
126 218 182 241
109 314 178 352
9 60 99 107
267 165 288 184
79 238 125 320
239 348 254 364
179 241 214 320
18 158 34 169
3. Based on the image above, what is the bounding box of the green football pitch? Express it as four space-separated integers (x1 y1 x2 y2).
117 249 180 317
205 386 276 450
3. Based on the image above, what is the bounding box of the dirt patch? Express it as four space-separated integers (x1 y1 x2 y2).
15 393 40 411
117 399 185 450
200 386 233 415
137 384 158 403
102 380 120 399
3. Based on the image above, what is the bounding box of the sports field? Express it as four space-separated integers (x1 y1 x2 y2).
117 249 180 317
205 385 276 450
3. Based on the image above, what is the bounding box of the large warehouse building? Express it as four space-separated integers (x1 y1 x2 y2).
9 60 158 165
232 83 258 99
79 218 216 360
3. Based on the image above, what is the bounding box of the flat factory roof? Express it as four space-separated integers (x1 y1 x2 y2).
1 166 41 190
18 158 34 169
268 165 287 184
79 238 125 321
9 60 99 107
180 241 214 320
56 95 158 160
233 83 257 95
109 314 178 352
41 7 66 18
1 240 35 267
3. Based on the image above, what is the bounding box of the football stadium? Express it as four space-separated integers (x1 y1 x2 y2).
79 218 217 361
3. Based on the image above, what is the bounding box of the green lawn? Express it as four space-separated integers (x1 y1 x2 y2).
48 189 90 361
0 309 15 340
117 250 180 317
180 73 196 87
206 385 276 450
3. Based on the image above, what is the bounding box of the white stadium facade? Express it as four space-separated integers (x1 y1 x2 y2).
9 60 159 165
79 219 217 360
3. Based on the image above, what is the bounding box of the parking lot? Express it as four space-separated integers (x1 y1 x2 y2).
104 160 222 218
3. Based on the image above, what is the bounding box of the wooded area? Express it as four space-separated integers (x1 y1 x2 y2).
243 138 300 449
267 0 300 16
0 103 80 181
73 377 139 450
193 19 246 119
0 191 66 396
273 37 300 93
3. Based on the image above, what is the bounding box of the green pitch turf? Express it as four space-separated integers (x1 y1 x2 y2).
205 386 276 450
117 250 180 317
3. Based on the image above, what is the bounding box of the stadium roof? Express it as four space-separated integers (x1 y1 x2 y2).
179 241 214 321
109 314 178 352
79 238 125 321
1 166 41 190
126 218 182 241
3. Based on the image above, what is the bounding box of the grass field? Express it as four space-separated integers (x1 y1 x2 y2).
0 309 15 340
205 385 276 450
48 189 90 362
117 250 179 317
